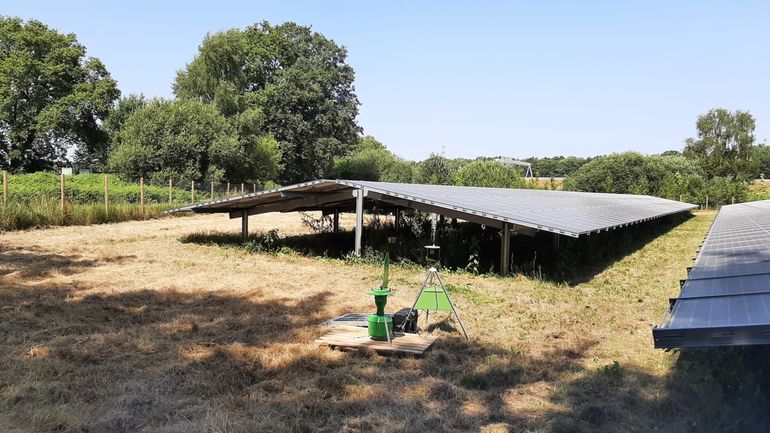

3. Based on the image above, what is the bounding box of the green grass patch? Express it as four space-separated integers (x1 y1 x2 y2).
439 282 504 306
0 199 177 231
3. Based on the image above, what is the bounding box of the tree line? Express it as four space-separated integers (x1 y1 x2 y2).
1 17 358 186
1 16 767 206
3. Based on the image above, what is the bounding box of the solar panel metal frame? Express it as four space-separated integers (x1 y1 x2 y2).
166 179 696 238
653 200 770 348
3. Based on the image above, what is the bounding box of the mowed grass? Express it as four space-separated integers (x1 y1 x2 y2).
1 211 769 433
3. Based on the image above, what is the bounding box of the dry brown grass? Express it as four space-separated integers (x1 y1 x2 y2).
1 211 769 433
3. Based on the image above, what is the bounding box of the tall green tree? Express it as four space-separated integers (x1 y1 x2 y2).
108 99 280 184
454 159 524 188
0 16 119 171
565 152 704 196
103 94 146 140
332 136 414 182
683 108 756 180
174 21 360 184
415 153 454 185
752 144 770 179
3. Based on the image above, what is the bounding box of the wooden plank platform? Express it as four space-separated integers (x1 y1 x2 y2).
316 325 437 355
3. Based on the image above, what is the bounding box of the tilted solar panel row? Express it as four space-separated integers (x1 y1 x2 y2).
653 200 770 348
168 179 697 238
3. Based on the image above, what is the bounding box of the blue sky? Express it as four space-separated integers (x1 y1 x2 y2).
4 1 769 161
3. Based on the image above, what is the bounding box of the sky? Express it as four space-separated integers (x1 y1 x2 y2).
3 1 769 161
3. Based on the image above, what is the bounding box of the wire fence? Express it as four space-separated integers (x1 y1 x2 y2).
0 171 268 212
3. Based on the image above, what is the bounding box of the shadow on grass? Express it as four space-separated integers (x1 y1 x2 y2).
2 239 769 432
543 346 770 433
552 212 696 285
179 212 695 285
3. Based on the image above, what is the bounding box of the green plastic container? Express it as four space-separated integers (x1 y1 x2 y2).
367 288 393 340
367 313 393 341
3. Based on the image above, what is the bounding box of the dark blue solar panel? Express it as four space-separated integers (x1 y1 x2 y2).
654 200 770 348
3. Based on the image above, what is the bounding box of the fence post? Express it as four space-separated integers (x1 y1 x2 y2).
253 183 256 193
2 170 7 205
210 181 214 200
241 183 244 195
705 195 709 210
191 181 195 204
140 177 145 217
60 173 67 213
104 175 109 213
168 179 173 204
226 182 230 196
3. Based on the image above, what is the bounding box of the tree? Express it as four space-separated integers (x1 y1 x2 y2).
174 21 360 184
564 152 650 194
0 16 119 171
454 159 524 188
524 156 590 177
332 136 414 183
108 99 280 184
103 94 146 140
81 94 148 170
564 152 704 196
752 145 770 179
683 108 756 180
415 153 453 185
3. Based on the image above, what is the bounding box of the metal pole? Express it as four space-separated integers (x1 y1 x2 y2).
241 209 249 242
241 183 244 195
2 171 7 205
500 222 510 276
104 175 109 213
354 189 364 256
211 181 214 200
191 181 195 204
394 207 401 231
139 177 145 217
168 179 172 204
60 173 66 213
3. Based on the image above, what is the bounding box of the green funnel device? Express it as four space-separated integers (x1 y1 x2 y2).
367 253 393 342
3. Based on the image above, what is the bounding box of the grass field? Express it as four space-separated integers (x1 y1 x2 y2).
1 211 769 432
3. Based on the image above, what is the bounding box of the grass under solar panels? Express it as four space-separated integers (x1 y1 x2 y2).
654 200 770 348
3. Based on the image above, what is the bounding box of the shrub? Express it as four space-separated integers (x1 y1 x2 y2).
453 160 524 188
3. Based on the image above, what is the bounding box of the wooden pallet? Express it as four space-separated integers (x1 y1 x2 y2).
316 325 437 356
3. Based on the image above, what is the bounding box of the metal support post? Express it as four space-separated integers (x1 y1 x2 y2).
354 189 364 256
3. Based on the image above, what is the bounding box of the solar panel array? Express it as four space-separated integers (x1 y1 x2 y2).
343 180 696 237
653 199 770 348
173 179 697 238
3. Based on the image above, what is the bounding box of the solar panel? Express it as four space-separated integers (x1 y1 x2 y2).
169 179 696 238
653 200 770 348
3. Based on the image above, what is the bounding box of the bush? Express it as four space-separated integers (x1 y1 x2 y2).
332 136 415 183
453 160 524 188
415 153 454 185
108 99 280 184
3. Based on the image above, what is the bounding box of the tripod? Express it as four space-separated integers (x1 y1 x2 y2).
401 266 469 340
